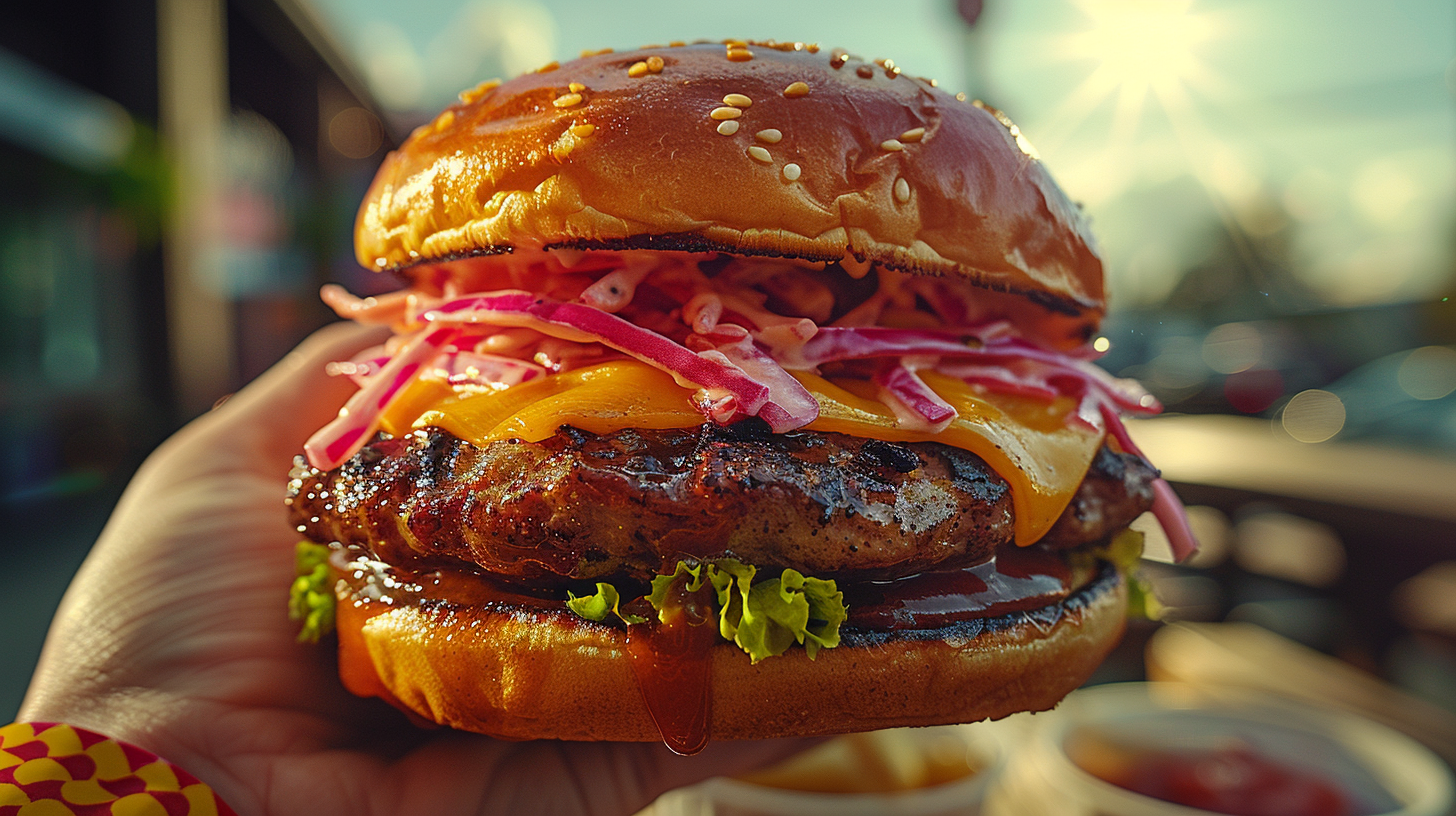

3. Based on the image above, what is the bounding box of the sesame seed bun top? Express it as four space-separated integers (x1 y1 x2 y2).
355 40 1106 339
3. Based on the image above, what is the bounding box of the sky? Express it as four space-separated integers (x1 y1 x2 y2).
304 0 1456 310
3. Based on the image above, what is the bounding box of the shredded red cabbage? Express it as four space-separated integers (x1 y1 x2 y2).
419 292 816 432
305 327 461 470
780 326 1158 417
875 361 956 431
440 351 546 387
712 335 820 430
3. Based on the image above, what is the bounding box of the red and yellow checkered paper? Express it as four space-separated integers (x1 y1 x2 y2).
0 723 236 816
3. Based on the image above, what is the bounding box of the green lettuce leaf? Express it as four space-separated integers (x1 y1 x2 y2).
646 560 708 618
1104 528 1162 619
564 558 847 663
709 560 846 663
566 582 648 625
1104 528 1147 572
1068 528 1161 621
1126 571 1163 621
288 541 336 643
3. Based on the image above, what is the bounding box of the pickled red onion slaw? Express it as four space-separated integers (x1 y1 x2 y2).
307 252 1196 560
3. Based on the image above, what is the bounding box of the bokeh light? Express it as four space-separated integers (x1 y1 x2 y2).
1201 322 1262 374
1396 346 1456 401
328 107 383 159
1281 389 1346 443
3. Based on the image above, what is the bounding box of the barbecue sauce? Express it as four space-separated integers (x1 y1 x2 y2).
843 544 1074 630
622 579 717 755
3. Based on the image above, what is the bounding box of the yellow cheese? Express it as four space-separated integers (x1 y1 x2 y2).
386 360 1104 544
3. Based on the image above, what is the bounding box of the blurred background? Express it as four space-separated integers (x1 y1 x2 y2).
1 0 1453 761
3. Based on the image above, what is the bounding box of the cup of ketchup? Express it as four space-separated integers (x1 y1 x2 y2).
982 683 1453 816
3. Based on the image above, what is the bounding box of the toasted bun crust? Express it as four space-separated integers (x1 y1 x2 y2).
356 40 1104 323
334 565 1126 741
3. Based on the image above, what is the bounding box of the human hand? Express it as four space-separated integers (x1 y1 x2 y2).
20 323 809 815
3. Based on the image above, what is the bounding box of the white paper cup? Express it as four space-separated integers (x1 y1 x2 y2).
983 682 1453 816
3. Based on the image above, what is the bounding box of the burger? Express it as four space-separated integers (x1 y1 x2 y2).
285 39 1196 754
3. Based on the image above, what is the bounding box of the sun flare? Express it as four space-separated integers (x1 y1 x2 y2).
1038 0 1221 152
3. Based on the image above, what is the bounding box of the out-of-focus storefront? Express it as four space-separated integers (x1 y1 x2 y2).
0 0 391 715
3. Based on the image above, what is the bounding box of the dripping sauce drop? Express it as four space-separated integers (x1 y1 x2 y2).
623 582 717 755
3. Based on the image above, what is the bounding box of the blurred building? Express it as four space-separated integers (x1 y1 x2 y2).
0 0 391 718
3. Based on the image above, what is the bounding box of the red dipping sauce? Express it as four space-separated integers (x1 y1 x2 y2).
1088 745 1356 816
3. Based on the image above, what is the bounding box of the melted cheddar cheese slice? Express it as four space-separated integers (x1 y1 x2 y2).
382 360 1104 545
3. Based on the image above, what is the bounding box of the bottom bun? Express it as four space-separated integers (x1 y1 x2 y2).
334 563 1127 742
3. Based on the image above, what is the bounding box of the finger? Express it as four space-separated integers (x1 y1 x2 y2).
367 735 822 816
158 321 386 472
211 320 388 436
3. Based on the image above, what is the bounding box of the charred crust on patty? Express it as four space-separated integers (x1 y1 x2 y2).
290 424 1156 586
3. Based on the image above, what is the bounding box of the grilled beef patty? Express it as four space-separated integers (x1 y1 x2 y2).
289 421 1157 585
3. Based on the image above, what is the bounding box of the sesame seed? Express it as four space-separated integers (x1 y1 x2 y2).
568 82 585 93
537 61 560 73
747 145 772 163
710 106 743 120
894 177 910 203
723 93 752 108
956 92 968 102
830 49 848 68
553 93 583 108
458 78 502 104
669 41 686 47
783 163 802 181
725 40 748 48
784 81 810 98
628 61 649 78
727 47 753 62
550 130 580 161
856 65 875 79
755 128 782 143
580 47 614 57
717 120 740 136
570 123 596 138
646 55 665 73
900 127 925 142
880 139 904 152
806 44 821 53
